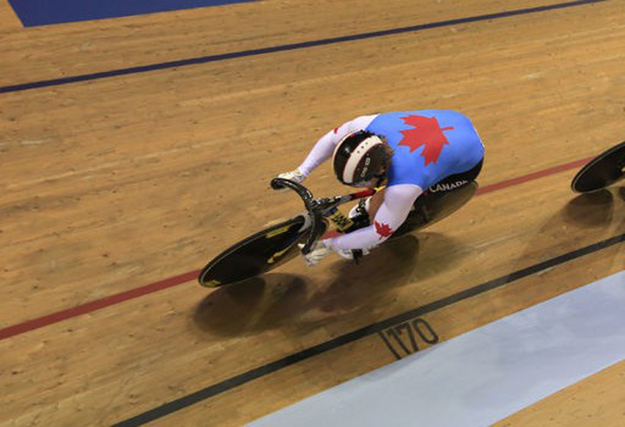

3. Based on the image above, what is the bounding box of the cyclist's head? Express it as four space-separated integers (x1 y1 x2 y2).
332 131 391 187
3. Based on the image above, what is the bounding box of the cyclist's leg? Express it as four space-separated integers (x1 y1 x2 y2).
426 159 483 195
392 161 483 238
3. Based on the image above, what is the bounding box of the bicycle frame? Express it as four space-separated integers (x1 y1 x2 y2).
200 179 477 287
270 178 378 254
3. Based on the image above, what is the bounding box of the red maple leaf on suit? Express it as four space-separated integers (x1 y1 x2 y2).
374 221 394 239
398 115 454 165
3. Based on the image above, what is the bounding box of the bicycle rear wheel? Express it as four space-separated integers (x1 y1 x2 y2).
392 182 478 238
571 141 625 193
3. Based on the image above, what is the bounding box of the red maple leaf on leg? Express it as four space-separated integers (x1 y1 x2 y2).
398 115 453 165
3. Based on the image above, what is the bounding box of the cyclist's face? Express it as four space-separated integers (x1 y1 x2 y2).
354 173 386 189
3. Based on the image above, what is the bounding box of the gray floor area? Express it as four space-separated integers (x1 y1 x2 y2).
251 271 625 427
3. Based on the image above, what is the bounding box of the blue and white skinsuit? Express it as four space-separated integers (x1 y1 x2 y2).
297 110 485 252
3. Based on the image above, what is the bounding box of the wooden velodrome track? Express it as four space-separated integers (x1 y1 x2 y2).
1 0 624 424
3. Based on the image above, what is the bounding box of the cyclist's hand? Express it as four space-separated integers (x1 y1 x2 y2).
274 168 306 191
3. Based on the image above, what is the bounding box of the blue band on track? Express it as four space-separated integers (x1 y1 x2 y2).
8 0 255 27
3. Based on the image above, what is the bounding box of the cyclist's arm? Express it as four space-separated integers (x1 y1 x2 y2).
298 115 377 176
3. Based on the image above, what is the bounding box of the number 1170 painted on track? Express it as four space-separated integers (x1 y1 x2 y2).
378 318 439 360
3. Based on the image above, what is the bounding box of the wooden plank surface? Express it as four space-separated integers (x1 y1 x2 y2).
0 0 623 425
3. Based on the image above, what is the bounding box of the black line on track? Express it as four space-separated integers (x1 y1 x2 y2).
113 231 625 426
0 0 605 94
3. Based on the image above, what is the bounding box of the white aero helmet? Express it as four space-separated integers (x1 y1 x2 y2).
332 131 388 186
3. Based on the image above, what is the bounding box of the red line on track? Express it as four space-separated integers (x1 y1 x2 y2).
0 270 199 340
477 157 592 195
0 156 594 341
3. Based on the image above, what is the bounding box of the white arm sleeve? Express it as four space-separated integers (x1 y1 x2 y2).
298 115 377 176
325 184 423 251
